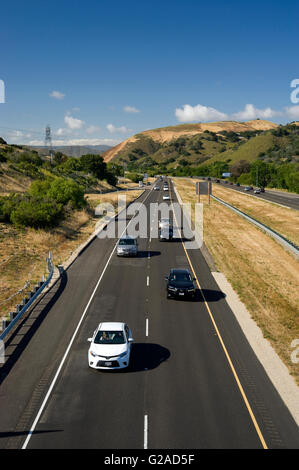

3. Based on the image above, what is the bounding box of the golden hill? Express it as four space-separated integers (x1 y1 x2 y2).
102 120 278 162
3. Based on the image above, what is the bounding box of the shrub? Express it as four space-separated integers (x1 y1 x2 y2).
10 198 63 228
47 178 85 208
16 161 43 178
9 151 43 166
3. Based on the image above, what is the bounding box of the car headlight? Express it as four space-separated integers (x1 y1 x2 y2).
187 288 195 292
89 350 97 357
118 351 128 358
168 286 177 291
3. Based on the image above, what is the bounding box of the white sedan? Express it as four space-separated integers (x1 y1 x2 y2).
88 322 134 369
163 194 170 200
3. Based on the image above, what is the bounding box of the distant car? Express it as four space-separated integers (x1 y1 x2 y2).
159 218 172 229
165 268 196 299
116 235 138 257
224 180 228 184
163 186 168 191
163 194 170 200
88 322 134 370
229 182 233 185
254 188 261 194
236 183 240 186
216 179 220 183
159 226 173 241
244 186 252 191
154 186 159 190
260 187 265 192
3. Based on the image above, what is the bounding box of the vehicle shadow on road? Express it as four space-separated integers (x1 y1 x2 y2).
168 289 226 302
128 343 170 372
100 343 170 374
137 251 161 258
194 288 226 302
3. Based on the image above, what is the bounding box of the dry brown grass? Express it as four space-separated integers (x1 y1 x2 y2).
0 189 142 321
173 177 299 384
102 120 278 162
0 164 32 194
208 183 299 246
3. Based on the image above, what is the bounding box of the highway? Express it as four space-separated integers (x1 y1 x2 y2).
0 179 298 449
212 180 299 210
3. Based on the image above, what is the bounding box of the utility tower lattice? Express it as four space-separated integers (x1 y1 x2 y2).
45 125 54 163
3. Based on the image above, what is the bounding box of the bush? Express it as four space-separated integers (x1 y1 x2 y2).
47 178 85 208
29 177 85 208
0 194 22 222
29 178 53 198
9 151 43 166
10 198 63 228
237 173 252 185
127 172 143 183
16 161 43 178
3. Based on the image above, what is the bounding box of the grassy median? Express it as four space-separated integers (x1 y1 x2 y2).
173 177 299 385
209 183 299 246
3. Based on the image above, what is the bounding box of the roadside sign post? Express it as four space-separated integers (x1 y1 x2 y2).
197 181 212 204
196 182 200 202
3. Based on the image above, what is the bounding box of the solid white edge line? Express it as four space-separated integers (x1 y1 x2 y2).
146 318 149 337
144 414 148 449
22 185 155 449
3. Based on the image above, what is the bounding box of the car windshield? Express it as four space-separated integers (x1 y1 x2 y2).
119 238 136 246
169 272 191 282
94 330 125 344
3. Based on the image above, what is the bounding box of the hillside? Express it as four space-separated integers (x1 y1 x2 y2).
0 141 117 197
102 119 278 163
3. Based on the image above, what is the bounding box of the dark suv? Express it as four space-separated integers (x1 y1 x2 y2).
165 268 196 299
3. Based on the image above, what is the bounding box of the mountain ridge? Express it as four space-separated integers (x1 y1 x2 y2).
102 119 278 163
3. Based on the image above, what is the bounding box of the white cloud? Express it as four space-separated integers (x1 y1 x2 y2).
55 127 73 136
86 125 101 134
175 104 228 122
64 115 85 130
123 105 140 113
232 104 282 120
285 106 299 120
106 123 131 134
49 90 65 100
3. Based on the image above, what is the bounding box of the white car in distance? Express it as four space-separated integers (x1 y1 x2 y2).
159 218 171 229
88 322 134 369
163 194 170 200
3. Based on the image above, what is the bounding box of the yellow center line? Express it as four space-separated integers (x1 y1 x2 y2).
171 179 268 450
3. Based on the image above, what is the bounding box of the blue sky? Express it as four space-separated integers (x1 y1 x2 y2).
0 0 299 146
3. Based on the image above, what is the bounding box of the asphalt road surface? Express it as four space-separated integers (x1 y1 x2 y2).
0 180 298 449
213 180 299 210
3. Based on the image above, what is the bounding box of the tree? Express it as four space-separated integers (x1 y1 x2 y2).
47 178 85 208
230 160 251 180
250 161 271 187
79 154 107 179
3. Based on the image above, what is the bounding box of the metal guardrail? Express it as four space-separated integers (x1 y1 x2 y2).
211 195 299 259
0 252 55 341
